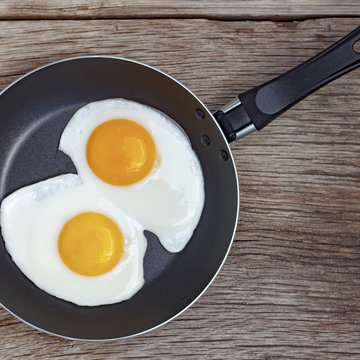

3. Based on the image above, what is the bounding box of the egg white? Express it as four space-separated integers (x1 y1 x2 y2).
60 99 205 253
0 174 146 306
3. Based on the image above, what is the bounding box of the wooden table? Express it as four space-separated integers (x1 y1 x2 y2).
0 1 359 359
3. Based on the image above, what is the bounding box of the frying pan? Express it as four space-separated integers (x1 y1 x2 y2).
0 26 359 341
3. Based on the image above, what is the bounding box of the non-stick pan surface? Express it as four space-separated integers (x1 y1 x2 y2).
0 56 239 340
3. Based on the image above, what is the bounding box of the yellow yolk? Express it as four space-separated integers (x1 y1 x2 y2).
58 212 124 276
86 119 156 186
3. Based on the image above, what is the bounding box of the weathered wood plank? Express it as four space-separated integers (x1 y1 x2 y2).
0 17 359 359
0 0 360 20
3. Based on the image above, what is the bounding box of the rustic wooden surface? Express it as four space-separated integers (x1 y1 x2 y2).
1 0 360 19
0 2 359 359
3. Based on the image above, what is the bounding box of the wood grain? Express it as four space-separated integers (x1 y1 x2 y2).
0 0 360 20
0 17 359 359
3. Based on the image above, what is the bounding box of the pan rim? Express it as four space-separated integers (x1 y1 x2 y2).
0 55 240 341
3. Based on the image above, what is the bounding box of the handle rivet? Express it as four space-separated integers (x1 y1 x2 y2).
201 134 210 146
196 108 205 119
220 150 228 161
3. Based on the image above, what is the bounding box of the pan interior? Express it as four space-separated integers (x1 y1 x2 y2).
0 57 238 340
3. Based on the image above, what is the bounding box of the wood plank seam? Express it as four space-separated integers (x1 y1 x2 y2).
0 0 360 21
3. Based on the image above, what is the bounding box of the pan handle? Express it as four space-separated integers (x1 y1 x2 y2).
214 25 360 143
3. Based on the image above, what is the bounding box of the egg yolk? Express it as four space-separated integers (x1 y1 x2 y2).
86 119 156 186
58 212 124 276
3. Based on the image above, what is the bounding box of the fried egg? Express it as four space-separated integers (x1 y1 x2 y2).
0 99 205 306
1 175 146 306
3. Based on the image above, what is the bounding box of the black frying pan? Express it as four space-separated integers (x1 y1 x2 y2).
0 26 359 340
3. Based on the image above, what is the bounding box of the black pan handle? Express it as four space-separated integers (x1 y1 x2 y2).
214 26 360 143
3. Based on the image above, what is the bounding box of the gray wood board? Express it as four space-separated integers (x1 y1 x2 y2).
0 0 360 20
